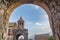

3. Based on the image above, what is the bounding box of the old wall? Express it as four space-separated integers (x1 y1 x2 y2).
0 0 60 40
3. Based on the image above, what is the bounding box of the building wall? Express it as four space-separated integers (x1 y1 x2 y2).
8 23 18 40
35 35 49 40
8 23 17 36
7 36 13 40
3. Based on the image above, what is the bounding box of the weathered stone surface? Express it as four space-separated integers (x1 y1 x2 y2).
49 0 60 40
0 0 60 40
7 36 13 40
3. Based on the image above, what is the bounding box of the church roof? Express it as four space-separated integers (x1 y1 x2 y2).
9 22 16 26
18 16 24 22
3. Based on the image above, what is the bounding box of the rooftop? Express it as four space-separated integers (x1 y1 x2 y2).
9 22 16 26
35 33 49 37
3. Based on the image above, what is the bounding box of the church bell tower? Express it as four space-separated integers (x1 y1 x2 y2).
13 16 28 40
18 17 24 29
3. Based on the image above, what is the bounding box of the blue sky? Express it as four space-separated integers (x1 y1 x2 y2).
9 4 52 39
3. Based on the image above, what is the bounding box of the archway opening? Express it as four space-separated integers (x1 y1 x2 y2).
8 4 53 40
18 35 24 40
16 34 24 40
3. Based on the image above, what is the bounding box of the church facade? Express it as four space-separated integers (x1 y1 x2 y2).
8 17 28 40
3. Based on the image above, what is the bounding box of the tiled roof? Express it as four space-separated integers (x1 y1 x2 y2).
9 22 16 26
35 33 49 37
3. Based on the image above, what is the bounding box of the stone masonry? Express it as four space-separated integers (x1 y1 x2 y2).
0 0 60 40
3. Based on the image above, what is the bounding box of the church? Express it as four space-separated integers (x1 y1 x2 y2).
7 17 28 40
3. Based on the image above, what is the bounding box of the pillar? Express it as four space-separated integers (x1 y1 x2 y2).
49 0 60 40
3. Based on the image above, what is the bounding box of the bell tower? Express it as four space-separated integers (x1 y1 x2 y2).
13 16 28 40
18 17 24 29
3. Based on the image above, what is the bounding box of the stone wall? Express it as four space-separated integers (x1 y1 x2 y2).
0 1 7 40
49 1 60 40
13 29 28 40
0 0 60 40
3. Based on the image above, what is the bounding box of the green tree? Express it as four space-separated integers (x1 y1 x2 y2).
48 36 53 40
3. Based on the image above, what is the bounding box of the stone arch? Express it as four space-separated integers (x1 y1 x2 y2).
6 0 52 40
13 29 28 40
1 0 60 40
7 1 51 17
6 0 52 31
18 35 24 40
16 34 23 40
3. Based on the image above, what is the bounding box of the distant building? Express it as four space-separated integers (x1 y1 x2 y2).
8 22 17 36
7 17 28 40
35 34 49 40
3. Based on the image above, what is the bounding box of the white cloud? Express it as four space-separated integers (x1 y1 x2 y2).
25 21 33 25
35 22 42 26
30 4 40 9
25 21 52 34
25 21 42 26
25 21 52 39
45 14 48 18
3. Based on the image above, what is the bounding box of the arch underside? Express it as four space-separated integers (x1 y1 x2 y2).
6 0 53 40
7 1 53 40
7 0 51 28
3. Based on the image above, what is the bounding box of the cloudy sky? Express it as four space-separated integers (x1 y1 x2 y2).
9 4 52 39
